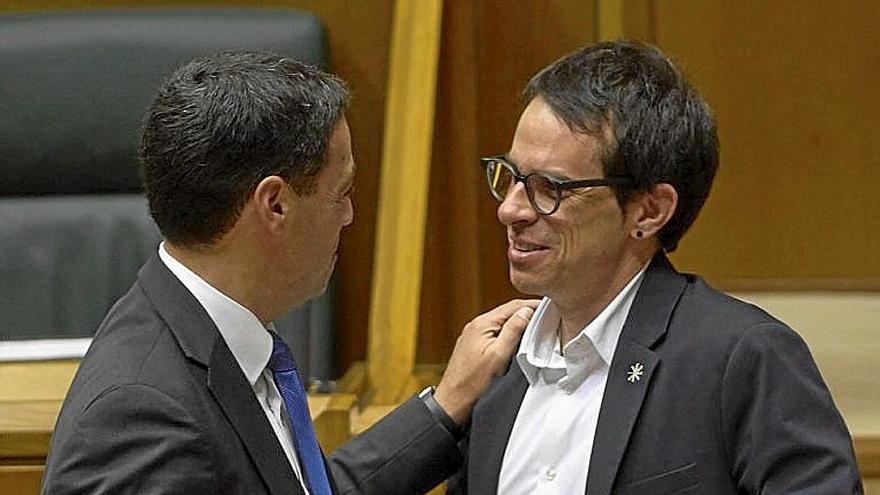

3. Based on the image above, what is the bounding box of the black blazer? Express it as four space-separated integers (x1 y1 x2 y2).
43 254 461 494
449 254 862 494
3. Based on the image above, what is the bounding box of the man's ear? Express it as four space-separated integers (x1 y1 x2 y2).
252 175 289 232
626 183 678 241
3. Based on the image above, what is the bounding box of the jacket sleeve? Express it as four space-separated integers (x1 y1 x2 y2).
42 384 217 495
328 396 463 495
443 434 469 494
721 322 864 493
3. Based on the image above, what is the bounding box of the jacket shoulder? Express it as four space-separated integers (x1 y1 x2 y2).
674 275 793 340
55 280 203 432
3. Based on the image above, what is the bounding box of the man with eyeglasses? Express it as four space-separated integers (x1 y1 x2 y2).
447 41 862 494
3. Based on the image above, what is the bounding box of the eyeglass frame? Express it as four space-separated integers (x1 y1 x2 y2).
479 155 635 215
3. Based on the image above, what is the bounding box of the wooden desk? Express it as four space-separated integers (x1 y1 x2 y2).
0 401 60 495
3 401 880 493
0 395 356 495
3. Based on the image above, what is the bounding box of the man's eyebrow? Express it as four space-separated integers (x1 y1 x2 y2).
501 154 521 172
544 170 571 181
339 163 356 191
504 154 570 181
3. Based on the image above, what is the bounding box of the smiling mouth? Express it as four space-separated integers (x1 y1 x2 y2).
511 241 548 253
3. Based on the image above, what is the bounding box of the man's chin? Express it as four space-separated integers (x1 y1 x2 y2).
312 267 335 299
292 265 335 309
509 269 545 296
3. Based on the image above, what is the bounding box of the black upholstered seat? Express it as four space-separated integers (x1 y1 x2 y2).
0 9 337 381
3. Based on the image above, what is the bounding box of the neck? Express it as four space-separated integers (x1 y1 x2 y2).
165 240 277 325
554 248 656 346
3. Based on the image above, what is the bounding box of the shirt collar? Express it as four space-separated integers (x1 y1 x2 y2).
516 263 649 388
159 242 272 386
516 298 561 385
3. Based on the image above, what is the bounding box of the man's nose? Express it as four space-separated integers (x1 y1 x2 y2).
497 182 538 226
342 196 354 226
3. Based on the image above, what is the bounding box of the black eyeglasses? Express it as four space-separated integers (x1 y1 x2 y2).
479 156 634 215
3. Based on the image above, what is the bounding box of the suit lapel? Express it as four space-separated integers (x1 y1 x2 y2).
208 338 302 495
585 254 687 495
468 365 529 494
138 254 301 495
585 343 658 495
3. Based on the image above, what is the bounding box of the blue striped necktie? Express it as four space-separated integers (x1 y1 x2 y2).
267 332 332 495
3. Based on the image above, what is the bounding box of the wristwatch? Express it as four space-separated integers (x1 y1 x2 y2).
418 386 464 440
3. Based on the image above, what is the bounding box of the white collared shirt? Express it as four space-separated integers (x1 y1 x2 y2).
158 243 310 495
497 265 648 495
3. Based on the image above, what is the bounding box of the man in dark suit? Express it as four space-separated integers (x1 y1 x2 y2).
448 41 863 493
42 51 536 494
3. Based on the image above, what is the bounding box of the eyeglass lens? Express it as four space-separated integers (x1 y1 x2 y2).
485 160 558 214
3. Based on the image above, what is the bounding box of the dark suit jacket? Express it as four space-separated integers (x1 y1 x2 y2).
42 254 461 494
448 254 862 494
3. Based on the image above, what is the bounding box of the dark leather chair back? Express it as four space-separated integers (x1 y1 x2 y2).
1 9 326 195
0 9 336 380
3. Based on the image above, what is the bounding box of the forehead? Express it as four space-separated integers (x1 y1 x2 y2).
323 117 354 178
509 98 604 178
328 117 351 157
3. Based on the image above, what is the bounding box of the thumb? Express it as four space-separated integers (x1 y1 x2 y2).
493 306 534 354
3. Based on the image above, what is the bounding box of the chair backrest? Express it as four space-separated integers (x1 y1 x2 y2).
0 8 326 196
0 9 336 380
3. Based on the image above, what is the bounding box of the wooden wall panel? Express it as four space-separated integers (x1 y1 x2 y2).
652 1 880 289
418 0 598 363
2 0 393 371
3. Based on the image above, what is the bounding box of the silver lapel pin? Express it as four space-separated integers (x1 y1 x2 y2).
626 362 644 383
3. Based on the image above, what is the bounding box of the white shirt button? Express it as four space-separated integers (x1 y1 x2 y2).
544 467 557 481
557 377 576 394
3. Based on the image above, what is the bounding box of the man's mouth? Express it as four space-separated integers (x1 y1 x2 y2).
511 241 548 253
508 238 550 265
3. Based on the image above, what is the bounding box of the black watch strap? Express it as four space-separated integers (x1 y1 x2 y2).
418 386 464 440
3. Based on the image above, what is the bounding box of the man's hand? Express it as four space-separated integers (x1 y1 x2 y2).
433 299 539 426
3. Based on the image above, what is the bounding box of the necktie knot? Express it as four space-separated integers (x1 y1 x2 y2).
267 331 297 373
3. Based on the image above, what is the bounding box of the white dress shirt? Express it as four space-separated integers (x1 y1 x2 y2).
158 243 310 495
498 265 647 495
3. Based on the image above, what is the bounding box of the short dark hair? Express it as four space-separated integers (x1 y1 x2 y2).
524 40 719 252
140 50 350 246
